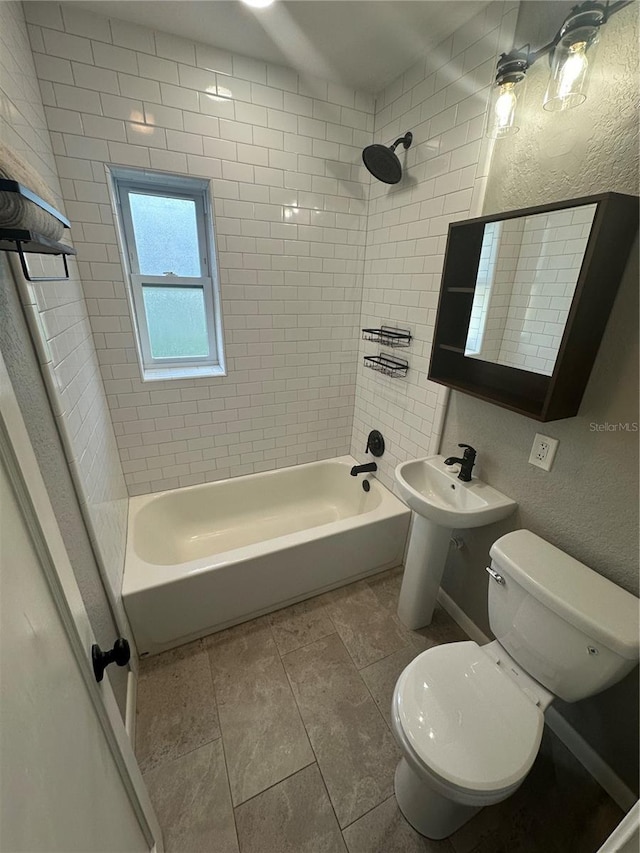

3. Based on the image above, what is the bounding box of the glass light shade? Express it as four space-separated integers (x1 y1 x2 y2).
487 81 521 138
544 23 601 111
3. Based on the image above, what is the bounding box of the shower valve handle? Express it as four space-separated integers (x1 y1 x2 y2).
366 430 385 458
92 638 130 683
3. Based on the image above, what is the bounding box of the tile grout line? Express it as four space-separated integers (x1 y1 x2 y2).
314 763 351 851
356 654 400 735
202 642 242 852
141 732 224 778
340 793 397 834
277 626 358 833
271 619 339 659
263 616 318 770
279 625 400 833
217 739 243 852
204 620 319 846
232 758 317 813
137 638 223 775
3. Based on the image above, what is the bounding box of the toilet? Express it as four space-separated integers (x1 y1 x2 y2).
391 529 639 840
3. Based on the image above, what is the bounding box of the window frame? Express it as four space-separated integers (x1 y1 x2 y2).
109 167 226 381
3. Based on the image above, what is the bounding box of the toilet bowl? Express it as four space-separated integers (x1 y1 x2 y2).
391 530 640 840
391 640 547 838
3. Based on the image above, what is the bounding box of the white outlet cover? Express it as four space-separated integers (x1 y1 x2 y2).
529 433 559 471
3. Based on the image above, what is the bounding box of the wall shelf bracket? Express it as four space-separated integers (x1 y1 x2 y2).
0 179 76 282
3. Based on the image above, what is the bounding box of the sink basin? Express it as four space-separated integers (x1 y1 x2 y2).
395 455 517 529
395 455 517 630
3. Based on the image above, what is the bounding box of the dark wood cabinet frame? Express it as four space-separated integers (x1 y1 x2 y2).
428 192 638 421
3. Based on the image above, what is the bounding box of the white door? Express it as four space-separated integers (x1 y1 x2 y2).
0 354 162 853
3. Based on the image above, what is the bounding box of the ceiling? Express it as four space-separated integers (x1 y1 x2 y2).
76 1 491 93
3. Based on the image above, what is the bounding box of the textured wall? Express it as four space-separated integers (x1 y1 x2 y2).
440 0 639 795
0 2 131 658
350 1 518 486
26 1 374 495
484 4 639 215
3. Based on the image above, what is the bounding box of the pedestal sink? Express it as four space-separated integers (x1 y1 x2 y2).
395 455 516 629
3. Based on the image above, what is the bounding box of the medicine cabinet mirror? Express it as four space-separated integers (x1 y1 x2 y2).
428 192 638 421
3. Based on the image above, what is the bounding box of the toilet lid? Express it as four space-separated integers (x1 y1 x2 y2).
394 641 544 794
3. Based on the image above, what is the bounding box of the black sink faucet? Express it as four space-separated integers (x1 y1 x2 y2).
443 444 476 482
350 462 377 476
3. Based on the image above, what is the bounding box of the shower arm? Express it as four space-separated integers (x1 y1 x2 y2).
390 132 413 152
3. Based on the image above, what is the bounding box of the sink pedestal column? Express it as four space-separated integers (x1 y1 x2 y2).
398 513 452 629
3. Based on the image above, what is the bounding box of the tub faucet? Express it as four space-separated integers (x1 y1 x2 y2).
443 444 476 482
350 462 377 476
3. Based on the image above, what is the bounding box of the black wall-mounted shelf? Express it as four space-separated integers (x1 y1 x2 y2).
0 179 76 281
364 352 409 377
362 325 412 347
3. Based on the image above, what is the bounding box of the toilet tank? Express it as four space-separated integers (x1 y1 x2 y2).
488 530 639 702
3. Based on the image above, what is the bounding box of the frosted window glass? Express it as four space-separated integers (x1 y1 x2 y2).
142 286 209 358
129 192 201 277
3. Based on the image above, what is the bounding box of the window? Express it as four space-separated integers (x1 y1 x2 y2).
110 167 225 380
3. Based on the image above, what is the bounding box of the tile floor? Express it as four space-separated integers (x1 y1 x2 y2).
136 566 623 853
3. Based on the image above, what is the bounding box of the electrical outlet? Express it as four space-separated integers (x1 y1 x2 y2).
529 433 559 471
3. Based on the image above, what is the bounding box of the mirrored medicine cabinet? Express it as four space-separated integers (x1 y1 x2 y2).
428 192 638 421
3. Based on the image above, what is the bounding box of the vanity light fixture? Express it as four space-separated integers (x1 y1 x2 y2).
486 50 529 138
240 0 275 8
543 3 606 111
487 0 632 138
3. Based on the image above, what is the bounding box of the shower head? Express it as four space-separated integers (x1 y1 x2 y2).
362 131 413 184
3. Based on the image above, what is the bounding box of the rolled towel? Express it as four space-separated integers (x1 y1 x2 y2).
0 141 65 241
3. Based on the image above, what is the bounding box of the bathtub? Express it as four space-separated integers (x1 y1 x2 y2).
123 456 410 655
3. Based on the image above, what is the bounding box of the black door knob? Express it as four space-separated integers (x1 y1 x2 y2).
92 638 130 683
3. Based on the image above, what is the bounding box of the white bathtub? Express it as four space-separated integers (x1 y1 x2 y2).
123 456 410 655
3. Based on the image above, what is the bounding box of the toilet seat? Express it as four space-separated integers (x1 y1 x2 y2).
392 641 544 799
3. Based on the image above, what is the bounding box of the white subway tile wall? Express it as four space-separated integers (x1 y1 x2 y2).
26 1 375 495
467 206 594 376
497 207 594 375
351 1 518 489
0 1 129 616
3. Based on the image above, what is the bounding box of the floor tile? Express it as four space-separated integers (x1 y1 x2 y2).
366 566 404 612
283 633 400 828
269 596 335 656
393 604 469 653
367 569 468 652
553 794 625 853
449 726 623 853
206 617 314 806
234 764 347 853
360 645 418 729
136 639 220 774
136 573 626 853
144 739 238 853
323 580 409 669
527 728 623 853
448 799 517 853
343 796 453 853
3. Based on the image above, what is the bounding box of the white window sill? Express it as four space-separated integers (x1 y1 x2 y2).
141 364 227 382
